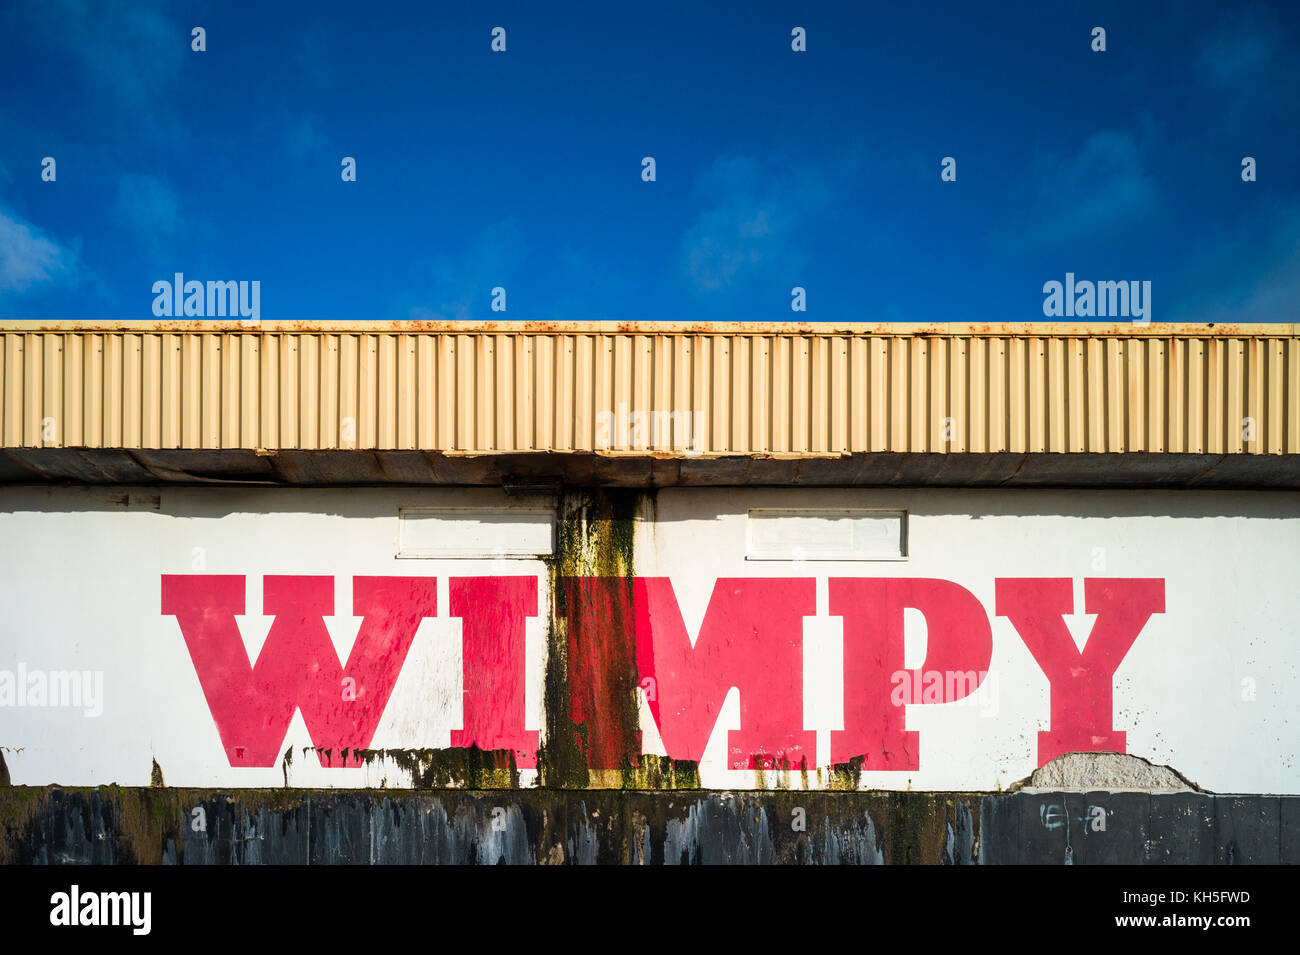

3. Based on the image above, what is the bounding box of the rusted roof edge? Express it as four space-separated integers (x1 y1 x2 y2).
1 320 1296 337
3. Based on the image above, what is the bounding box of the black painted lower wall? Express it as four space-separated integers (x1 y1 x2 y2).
1 788 1295 864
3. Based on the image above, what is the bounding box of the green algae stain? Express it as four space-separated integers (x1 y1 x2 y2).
538 488 649 789
830 755 866 791
351 747 521 789
621 755 701 791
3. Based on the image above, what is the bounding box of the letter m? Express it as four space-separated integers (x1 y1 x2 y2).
206 280 239 317
161 575 436 766
633 577 815 770
1098 280 1129 317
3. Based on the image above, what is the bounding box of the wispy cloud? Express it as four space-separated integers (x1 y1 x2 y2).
1014 128 1159 249
678 154 847 293
284 115 328 160
11 0 184 115
0 207 78 295
1199 11 1281 89
1168 200 1300 324
1193 9 1297 142
113 174 182 257
296 26 333 87
408 218 527 321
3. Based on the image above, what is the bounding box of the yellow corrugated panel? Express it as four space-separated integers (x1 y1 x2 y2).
24 333 42 448
558 334 577 452
259 333 278 450
321 333 339 450
392 333 413 450
160 332 177 448
1290 339 1300 451
0 321 1295 457
279 333 298 448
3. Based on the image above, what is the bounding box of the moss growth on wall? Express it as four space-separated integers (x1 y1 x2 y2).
350 747 521 789
829 755 867 791
620 756 701 791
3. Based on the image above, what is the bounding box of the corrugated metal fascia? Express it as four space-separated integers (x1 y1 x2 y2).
1 324 1297 455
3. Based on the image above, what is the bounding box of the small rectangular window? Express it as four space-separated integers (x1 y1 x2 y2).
746 508 907 561
397 506 555 558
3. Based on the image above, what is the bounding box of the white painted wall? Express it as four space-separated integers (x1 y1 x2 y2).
0 484 1296 793
0 486 551 789
638 488 1300 793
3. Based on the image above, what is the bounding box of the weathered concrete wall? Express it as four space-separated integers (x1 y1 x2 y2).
2 485 1298 792
2 787 1296 865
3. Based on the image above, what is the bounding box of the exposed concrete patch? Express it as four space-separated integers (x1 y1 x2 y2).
1009 752 1204 793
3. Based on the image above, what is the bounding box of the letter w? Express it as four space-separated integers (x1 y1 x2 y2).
161 575 436 766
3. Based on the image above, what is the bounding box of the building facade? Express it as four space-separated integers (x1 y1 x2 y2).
1 320 1297 862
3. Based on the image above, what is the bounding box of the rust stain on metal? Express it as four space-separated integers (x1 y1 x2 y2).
2 319 1296 336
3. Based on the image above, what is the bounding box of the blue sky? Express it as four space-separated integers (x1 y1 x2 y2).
0 0 1296 323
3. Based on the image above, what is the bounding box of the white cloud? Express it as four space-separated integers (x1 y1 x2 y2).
0 208 77 294
678 154 842 293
